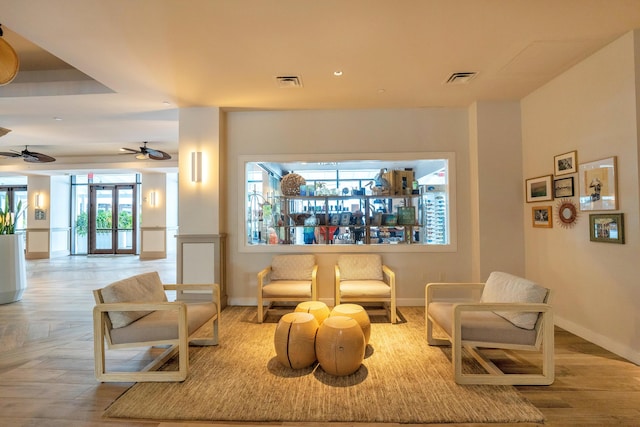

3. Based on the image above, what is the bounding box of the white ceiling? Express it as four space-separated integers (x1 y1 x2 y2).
1 0 640 173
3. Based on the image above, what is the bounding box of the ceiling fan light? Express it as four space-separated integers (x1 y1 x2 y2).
136 153 149 160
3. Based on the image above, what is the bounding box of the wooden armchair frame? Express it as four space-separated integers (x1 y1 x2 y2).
257 264 318 323
426 282 554 385
93 283 220 382
335 263 397 323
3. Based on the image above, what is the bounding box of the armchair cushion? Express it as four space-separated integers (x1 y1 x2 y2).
262 281 312 298
109 302 217 345
100 272 168 328
480 271 547 330
270 254 316 281
429 302 538 346
340 280 391 298
337 254 383 281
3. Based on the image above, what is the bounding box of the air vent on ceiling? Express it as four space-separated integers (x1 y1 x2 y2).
0 127 11 137
275 75 303 88
444 72 477 84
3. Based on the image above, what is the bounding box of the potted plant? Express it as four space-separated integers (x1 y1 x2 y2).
0 197 27 304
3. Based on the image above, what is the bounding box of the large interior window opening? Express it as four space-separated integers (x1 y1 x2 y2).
243 153 455 251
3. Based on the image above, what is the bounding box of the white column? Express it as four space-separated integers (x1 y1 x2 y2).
176 107 227 305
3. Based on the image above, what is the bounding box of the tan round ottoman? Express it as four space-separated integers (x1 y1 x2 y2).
330 303 371 345
295 300 330 324
274 312 319 369
315 315 365 376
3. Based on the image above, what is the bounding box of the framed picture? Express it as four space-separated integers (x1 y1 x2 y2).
554 150 577 176
553 176 574 198
34 208 47 220
525 175 553 203
589 213 624 244
579 156 617 211
532 206 552 228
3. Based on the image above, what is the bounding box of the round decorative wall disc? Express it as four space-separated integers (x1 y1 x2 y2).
0 37 19 86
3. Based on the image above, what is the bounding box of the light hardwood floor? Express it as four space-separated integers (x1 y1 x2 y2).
0 255 639 426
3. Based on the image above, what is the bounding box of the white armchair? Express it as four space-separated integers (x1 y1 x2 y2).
335 254 396 323
257 254 318 323
93 272 220 382
426 271 554 385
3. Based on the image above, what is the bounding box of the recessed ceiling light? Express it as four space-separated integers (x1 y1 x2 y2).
53 117 62 121
378 89 386 94
162 101 171 106
333 70 343 76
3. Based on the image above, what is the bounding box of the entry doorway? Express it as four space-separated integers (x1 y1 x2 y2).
89 184 137 254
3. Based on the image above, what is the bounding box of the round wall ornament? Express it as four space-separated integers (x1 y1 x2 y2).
556 199 578 228
280 173 306 196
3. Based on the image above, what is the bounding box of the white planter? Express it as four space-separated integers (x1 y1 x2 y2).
0 234 27 304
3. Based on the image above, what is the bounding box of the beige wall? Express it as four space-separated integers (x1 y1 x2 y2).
521 30 640 364
226 108 476 306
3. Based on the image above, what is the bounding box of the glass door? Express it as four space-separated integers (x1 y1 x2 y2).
89 184 136 254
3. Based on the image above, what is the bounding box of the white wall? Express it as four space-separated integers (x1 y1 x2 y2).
469 101 525 280
521 31 640 364
225 108 474 306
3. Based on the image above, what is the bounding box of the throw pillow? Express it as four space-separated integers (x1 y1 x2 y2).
270 254 316 281
100 271 168 328
480 271 548 330
338 254 383 281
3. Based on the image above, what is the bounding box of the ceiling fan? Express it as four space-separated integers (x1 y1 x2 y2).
120 141 172 160
0 146 56 163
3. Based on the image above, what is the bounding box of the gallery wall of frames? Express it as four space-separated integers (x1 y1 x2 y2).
525 150 624 244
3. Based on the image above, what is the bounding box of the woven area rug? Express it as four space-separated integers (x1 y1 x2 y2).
103 306 544 424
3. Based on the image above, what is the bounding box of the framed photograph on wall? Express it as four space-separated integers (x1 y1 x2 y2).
532 206 552 228
525 175 553 203
579 156 617 211
553 176 574 198
554 150 577 176
589 213 624 244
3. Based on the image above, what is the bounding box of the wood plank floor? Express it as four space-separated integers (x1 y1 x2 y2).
0 255 639 426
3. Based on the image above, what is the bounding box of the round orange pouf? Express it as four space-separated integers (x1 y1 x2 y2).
315 315 365 376
295 301 330 325
274 312 319 369
330 303 371 345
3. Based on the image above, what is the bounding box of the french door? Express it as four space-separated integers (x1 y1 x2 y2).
89 184 136 254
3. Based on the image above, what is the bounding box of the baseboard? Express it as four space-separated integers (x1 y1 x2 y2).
555 314 640 365
228 297 426 307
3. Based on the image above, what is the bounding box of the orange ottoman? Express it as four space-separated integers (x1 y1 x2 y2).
295 300 330 324
330 303 371 345
274 312 319 369
315 315 365 376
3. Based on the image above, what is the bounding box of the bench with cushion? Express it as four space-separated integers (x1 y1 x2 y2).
93 271 220 382
426 271 553 385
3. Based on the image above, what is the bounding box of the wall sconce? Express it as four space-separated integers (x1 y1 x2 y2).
149 191 157 207
191 151 203 183
35 193 43 209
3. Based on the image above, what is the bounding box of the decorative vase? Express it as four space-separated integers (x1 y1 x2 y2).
0 234 27 304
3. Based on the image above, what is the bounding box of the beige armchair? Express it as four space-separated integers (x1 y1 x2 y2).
335 254 396 323
426 271 554 385
93 272 220 382
257 254 318 323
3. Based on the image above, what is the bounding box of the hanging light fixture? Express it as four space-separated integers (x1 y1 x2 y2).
0 24 19 86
